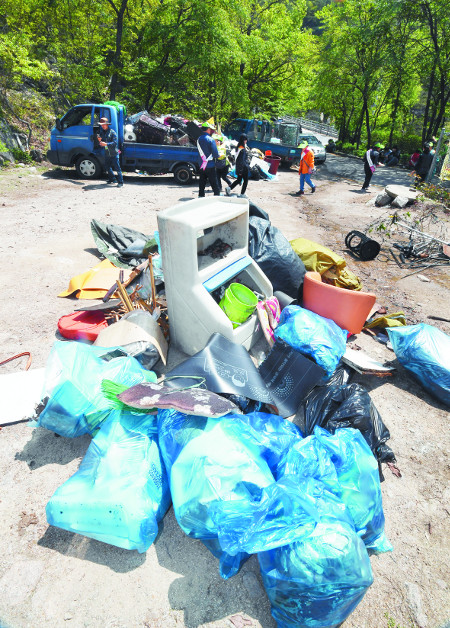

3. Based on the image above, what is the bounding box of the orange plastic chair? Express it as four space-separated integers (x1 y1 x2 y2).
303 272 376 335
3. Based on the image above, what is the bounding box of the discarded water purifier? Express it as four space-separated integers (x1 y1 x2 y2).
158 197 273 355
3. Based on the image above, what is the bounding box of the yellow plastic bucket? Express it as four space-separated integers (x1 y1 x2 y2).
219 283 258 329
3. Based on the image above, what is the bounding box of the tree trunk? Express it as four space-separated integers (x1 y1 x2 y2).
422 64 436 142
389 83 402 146
352 106 365 147
431 74 450 137
107 0 128 100
363 97 371 147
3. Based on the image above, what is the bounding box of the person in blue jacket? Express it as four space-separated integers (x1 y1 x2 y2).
98 117 124 187
197 121 220 197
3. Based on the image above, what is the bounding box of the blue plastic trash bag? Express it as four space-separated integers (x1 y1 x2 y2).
258 517 373 628
37 341 156 437
212 475 351 557
157 410 290 578
221 412 303 476
387 323 450 407
313 427 392 554
274 306 347 378
46 409 170 552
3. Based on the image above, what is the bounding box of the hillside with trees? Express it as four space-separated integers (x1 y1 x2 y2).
0 0 448 152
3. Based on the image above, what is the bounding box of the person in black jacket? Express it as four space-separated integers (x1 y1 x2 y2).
98 117 124 186
226 134 250 197
413 143 434 184
386 146 401 167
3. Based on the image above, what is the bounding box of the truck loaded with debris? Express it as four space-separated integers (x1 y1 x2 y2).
225 117 305 166
47 104 201 184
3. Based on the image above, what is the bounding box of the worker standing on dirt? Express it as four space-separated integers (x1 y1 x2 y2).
197 121 220 197
295 140 315 195
361 142 384 192
98 117 124 187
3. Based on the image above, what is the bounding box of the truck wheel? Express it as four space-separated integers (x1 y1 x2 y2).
75 155 101 179
173 164 193 185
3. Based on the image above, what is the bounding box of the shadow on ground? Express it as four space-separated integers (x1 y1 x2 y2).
352 358 448 413
37 526 146 573
15 427 90 470
154 509 275 628
41 167 199 190
314 155 414 189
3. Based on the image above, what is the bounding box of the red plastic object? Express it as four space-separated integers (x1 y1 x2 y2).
57 311 109 342
265 150 272 157
303 272 376 335
264 155 281 175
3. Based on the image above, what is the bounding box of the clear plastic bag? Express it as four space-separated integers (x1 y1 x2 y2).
46 409 170 552
37 341 156 437
274 305 347 378
387 323 450 407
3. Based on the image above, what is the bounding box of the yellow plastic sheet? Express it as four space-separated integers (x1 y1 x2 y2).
364 312 406 329
290 238 362 291
58 259 132 299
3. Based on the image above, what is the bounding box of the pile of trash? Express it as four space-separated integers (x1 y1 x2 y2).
122 111 202 147
11 195 450 627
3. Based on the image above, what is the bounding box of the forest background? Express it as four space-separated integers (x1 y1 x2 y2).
0 0 449 157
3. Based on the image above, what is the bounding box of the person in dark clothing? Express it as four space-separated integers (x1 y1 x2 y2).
379 146 391 164
326 138 336 153
98 117 123 186
386 146 401 167
413 143 434 185
197 121 220 198
226 134 250 197
361 142 384 192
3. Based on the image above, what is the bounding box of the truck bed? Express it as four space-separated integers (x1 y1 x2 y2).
121 142 199 172
248 140 302 163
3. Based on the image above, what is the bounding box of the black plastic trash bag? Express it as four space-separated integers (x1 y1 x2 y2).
302 382 396 465
248 216 306 299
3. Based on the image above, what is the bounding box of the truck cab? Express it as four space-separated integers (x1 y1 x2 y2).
48 104 124 178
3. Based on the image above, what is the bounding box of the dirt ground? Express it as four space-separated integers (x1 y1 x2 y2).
0 155 449 628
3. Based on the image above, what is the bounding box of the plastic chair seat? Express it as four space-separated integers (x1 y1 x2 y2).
303 272 376 335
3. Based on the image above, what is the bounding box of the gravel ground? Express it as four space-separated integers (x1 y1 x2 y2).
0 156 449 628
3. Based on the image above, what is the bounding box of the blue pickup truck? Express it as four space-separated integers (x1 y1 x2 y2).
224 118 304 166
47 103 200 184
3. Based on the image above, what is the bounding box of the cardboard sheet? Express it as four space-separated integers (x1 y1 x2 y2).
94 310 168 365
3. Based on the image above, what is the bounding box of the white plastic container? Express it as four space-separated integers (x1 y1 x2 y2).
157 197 273 355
